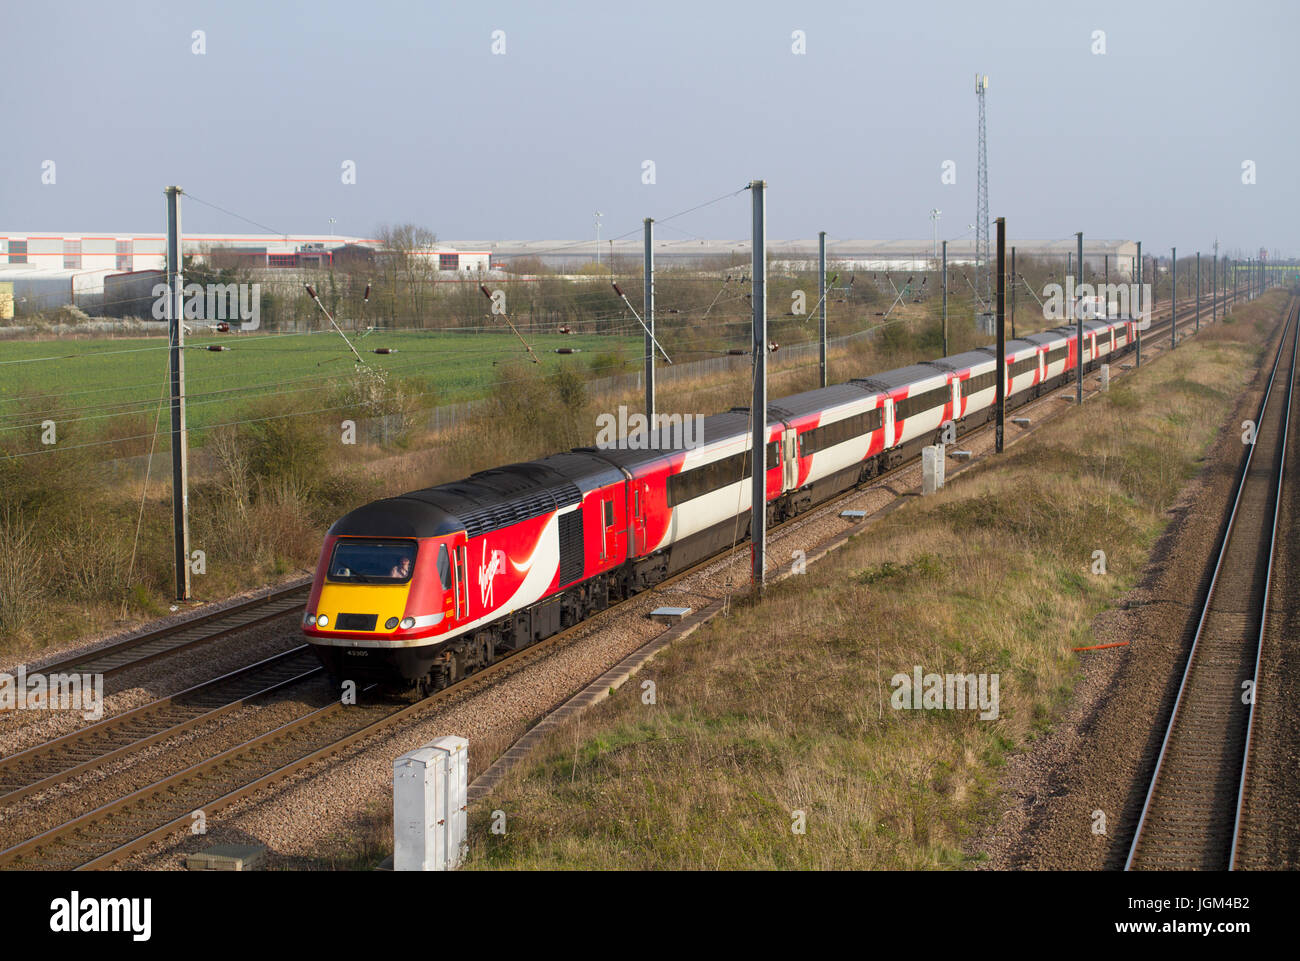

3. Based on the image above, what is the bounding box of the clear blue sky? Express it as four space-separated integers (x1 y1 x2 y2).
3 0 1295 257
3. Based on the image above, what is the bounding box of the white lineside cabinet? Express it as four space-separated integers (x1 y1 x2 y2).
922 445 945 495
393 736 468 871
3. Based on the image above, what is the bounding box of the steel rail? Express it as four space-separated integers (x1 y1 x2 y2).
1124 298 1296 871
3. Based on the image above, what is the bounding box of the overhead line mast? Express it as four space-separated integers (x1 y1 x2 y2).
975 73 992 329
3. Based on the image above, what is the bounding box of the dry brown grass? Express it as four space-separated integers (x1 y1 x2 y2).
460 293 1288 870
0 508 43 645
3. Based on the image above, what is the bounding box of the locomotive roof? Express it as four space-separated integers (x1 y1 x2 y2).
329 460 584 540
327 495 464 540
532 451 627 490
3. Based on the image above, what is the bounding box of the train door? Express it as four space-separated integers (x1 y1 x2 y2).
1037 349 1046 384
781 427 798 492
629 479 648 557
882 397 895 447
447 534 469 624
598 493 618 562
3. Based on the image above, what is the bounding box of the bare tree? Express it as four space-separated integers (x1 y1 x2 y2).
376 223 438 327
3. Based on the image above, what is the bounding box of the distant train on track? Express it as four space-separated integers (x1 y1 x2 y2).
304 316 1141 692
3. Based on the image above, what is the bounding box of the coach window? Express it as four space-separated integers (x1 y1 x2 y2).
603 500 614 528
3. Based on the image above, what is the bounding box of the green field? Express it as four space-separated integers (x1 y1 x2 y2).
0 329 640 452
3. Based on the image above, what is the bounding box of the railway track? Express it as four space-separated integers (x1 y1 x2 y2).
0 287 1248 870
1232 297 1300 870
0 647 323 807
0 587 648 870
19 581 310 681
1124 296 1297 871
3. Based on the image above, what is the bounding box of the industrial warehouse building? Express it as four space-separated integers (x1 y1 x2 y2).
1 230 1142 317
0 233 492 316
445 237 1140 276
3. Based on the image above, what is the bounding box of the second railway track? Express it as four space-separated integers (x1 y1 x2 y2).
22 582 310 681
0 647 323 807
1125 296 1298 871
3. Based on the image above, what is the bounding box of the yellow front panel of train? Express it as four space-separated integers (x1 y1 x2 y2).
316 583 409 632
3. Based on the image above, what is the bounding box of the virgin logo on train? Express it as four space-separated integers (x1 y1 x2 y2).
479 542 507 607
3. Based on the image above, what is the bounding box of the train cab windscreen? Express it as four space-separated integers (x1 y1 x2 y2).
328 539 417 583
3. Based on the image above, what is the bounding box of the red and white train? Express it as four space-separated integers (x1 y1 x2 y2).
304 316 1138 691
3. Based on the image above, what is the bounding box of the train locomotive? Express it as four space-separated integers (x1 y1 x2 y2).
304 316 1138 692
